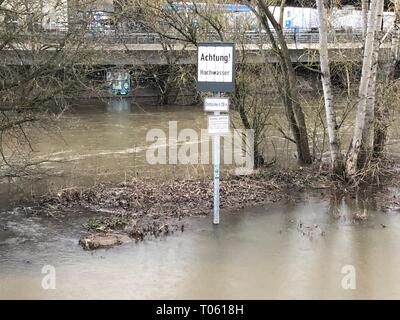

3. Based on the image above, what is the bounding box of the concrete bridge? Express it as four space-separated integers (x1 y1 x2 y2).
0 31 393 66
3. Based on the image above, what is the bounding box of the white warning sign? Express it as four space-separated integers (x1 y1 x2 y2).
197 43 235 92
208 115 230 135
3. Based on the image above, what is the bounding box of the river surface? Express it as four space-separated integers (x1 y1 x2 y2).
2 97 400 207
1 98 400 299
0 98 300 207
1 194 400 299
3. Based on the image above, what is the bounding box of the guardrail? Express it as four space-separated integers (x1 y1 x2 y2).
16 27 391 46
81 29 384 45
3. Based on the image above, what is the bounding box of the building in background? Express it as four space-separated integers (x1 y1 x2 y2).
66 0 116 32
42 0 69 31
0 0 68 31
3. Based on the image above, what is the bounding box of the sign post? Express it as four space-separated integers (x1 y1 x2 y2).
207 95 230 225
212 113 220 225
197 42 235 225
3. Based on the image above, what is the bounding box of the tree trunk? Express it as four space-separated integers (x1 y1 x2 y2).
374 0 400 155
316 0 344 175
346 0 383 177
362 0 369 39
358 0 383 166
236 89 266 168
253 0 312 164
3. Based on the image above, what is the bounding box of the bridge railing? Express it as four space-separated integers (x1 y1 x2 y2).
83 28 389 45
17 27 391 46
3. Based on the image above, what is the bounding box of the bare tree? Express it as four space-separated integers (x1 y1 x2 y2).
360 0 384 163
346 0 384 177
362 0 369 39
245 0 312 165
374 0 400 155
316 0 344 175
0 0 96 177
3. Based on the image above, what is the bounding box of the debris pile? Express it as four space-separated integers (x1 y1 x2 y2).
40 175 285 250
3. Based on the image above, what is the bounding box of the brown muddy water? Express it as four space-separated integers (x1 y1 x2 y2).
1 194 400 299
1 98 400 299
0 97 299 207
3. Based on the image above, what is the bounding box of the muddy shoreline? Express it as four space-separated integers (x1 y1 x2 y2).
8 163 400 250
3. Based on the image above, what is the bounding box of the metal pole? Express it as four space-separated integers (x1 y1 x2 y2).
213 92 220 225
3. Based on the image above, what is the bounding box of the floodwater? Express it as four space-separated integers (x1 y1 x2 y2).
1 98 400 299
0 98 297 208
1 194 400 299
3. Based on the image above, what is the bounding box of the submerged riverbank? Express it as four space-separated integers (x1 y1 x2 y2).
9 162 400 250
3 173 400 299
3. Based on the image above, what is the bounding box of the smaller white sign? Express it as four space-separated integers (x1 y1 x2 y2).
208 115 230 135
204 98 229 112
